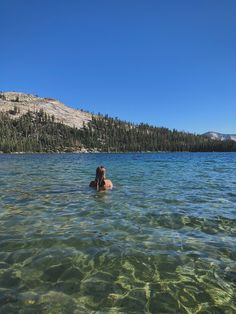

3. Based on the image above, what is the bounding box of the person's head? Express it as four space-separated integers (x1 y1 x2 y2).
95 166 106 188
96 167 100 179
100 166 106 176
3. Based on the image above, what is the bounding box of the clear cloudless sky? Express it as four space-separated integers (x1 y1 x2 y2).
1 0 235 134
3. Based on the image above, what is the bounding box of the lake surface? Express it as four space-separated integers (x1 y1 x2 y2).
0 153 235 313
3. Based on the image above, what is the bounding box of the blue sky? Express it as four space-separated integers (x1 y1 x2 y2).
1 0 235 134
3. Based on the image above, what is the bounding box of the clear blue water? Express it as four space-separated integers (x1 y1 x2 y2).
0 153 235 313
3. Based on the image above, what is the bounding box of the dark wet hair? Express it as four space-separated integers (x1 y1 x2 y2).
95 166 106 187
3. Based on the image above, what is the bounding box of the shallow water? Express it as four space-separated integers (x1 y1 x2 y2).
0 153 235 313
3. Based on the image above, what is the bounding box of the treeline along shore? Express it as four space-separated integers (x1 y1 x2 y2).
0 108 236 153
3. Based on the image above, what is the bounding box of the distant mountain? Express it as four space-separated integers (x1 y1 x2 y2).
0 92 236 153
203 132 236 142
0 92 92 129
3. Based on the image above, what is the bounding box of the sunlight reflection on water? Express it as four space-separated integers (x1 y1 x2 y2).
0 153 235 313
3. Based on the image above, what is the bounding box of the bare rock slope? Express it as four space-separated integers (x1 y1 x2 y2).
0 92 92 129
203 131 236 142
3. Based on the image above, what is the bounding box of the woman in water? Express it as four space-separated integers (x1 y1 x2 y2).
89 166 113 191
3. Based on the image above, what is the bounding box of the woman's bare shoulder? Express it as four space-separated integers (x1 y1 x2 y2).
104 179 113 189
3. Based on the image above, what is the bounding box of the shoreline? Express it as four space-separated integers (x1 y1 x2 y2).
1 150 235 155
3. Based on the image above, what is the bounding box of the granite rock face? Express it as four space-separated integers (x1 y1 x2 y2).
0 92 92 129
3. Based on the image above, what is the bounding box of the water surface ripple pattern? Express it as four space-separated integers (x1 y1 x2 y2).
0 153 235 313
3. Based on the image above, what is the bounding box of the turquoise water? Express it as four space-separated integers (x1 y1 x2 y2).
0 153 235 313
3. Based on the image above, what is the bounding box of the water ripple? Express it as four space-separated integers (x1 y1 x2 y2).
0 153 236 313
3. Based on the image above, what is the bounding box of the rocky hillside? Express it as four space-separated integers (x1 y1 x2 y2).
0 92 236 152
0 92 92 129
203 132 236 142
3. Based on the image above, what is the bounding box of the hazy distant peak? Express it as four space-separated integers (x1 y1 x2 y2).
203 131 236 142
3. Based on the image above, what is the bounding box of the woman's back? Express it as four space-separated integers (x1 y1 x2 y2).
89 166 113 191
